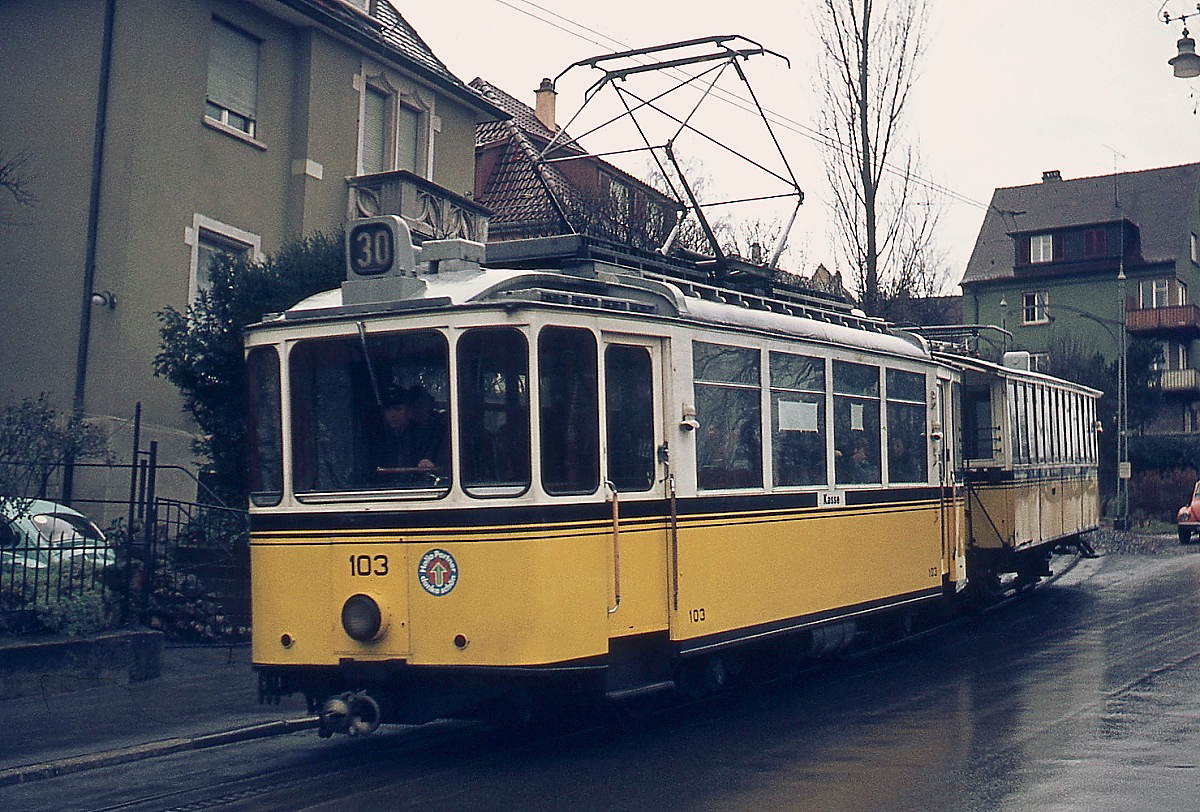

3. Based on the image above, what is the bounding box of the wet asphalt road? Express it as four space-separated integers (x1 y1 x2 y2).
5 540 1200 812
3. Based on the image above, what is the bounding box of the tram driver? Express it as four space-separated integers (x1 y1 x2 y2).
377 385 448 483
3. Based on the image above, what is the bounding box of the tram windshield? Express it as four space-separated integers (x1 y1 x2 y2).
290 329 452 495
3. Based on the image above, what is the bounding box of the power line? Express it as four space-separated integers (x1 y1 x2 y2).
487 0 990 211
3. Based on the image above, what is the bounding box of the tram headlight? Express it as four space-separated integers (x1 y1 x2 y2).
342 593 386 642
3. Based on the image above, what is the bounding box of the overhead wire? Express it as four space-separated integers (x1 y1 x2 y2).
486 0 991 211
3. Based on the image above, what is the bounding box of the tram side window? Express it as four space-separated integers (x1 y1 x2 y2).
290 331 450 494
962 388 993 461
834 361 881 485
606 345 656 492
459 328 530 495
693 342 762 490
886 369 927 483
246 346 282 506
770 351 826 487
539 327 599 495
1021 383 1036 464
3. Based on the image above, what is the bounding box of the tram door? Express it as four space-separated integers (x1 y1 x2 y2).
602 338 669 634
936 376 968 588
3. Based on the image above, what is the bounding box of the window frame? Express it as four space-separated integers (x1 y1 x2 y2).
186 214 262 303
693 342 763 491
357 73 430 177
1021 290 1049 325
206 18 261 139
1029 234 1054 264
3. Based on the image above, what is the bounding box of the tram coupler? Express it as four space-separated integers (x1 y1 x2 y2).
319 691 382 738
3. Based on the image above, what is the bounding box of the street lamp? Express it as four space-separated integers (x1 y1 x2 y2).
1165 5 1200 78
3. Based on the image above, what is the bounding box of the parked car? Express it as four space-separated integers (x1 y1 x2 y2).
0 498 114 569
1176 482 1200 545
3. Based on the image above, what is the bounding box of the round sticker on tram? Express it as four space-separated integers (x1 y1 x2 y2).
418 549 459 596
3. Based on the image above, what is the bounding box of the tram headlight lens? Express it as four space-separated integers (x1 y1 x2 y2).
342 594 384 641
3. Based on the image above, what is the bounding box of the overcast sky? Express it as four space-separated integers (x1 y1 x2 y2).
401 0 1200 292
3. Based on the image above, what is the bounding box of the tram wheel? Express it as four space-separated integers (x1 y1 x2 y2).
677 655 728 698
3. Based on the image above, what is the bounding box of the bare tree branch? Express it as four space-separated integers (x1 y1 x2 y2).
814 0 944 314
0 149 37 211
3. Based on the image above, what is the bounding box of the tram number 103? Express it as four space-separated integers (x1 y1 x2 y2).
350 554 390 577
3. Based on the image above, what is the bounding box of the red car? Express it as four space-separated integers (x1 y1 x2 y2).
1176 481 1200 544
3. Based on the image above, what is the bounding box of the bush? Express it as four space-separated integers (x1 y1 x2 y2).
104 519 249 644
1128 468 1197 525
0 561 116 636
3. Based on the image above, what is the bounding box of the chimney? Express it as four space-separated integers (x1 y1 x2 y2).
534 78 556 130
1042 169 1062 183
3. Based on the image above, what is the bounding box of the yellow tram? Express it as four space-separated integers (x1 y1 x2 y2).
245 217 1100 734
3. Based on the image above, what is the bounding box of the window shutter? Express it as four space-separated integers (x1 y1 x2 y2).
208 20 258 119
361 87 387 174
1017 236 1030 265
1052 233 1065 261
397 104 420 173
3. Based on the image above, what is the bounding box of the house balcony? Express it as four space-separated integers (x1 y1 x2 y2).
1125 304 1200 336
348 170 491 243
1159 368 1200 394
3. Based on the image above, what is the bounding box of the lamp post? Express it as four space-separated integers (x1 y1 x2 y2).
1116 269 1130 530
1165 5 1200 78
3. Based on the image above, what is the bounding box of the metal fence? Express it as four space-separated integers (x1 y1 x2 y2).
0 449 250 641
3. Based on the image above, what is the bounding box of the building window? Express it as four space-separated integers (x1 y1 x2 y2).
1030 234 1054 264
1139 278 1188 308
206 20 259 137
1029 352 1049 373
188 215 260 302
397 102 421 173
359 78 425 176
1021 290 1048 324
1082 228 1107 259
1155 341 1189 371
1192 232 1199 265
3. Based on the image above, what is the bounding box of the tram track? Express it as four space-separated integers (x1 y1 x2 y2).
74 550 1093 812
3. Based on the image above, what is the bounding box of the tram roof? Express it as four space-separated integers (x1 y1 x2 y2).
256 234 929 360
934 351 1103 397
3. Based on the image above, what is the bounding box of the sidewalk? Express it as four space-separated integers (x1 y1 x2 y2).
0 644 314 785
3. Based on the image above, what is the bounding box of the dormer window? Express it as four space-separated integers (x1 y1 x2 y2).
1017 232 1064 266
1082 228 1107 258
1030 234 1054 263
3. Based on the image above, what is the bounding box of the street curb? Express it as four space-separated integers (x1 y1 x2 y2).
0 716 320 787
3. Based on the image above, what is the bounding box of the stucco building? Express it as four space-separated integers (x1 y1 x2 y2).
961 163 1200 434
0 0 501 502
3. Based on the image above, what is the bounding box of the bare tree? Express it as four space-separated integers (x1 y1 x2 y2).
0 149 36 220
814 0 940 315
